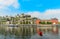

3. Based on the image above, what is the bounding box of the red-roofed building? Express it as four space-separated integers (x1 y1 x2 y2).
51 18 58 24
35 18 58 24
36 19 40 24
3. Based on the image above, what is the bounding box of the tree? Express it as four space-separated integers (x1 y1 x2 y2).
26 21 28 24
40 22 45 24
28 21 31 24
47 22 52 24
23 21 25 24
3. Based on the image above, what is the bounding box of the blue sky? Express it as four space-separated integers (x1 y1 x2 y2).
0 0 60 20
19 0 60 12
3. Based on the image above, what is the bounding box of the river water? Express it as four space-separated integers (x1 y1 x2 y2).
0 29 60 39
0 25 60 39
31 28 60 39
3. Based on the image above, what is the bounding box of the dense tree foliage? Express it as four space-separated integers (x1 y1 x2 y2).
40 22 52 24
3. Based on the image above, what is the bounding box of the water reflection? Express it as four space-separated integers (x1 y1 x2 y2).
0 30 59 39
0 25 60 39
0 25 36 39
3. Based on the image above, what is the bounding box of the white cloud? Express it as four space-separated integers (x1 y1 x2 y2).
0 0 19 8
26 9 60 21
26 11 41 17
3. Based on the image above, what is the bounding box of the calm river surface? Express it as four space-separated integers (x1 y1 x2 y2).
0 29 60 39
0 32 60 39
0 25 60 39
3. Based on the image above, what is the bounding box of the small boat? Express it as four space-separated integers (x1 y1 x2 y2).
38 31 43 36
37 29 43 36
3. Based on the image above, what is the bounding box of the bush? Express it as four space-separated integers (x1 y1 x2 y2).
47 22 52 24
40 22 45 24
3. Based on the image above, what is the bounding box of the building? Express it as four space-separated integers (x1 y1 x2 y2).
36 19 40 24
0 13 58 25
51 18 58 24
35 18 58 24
